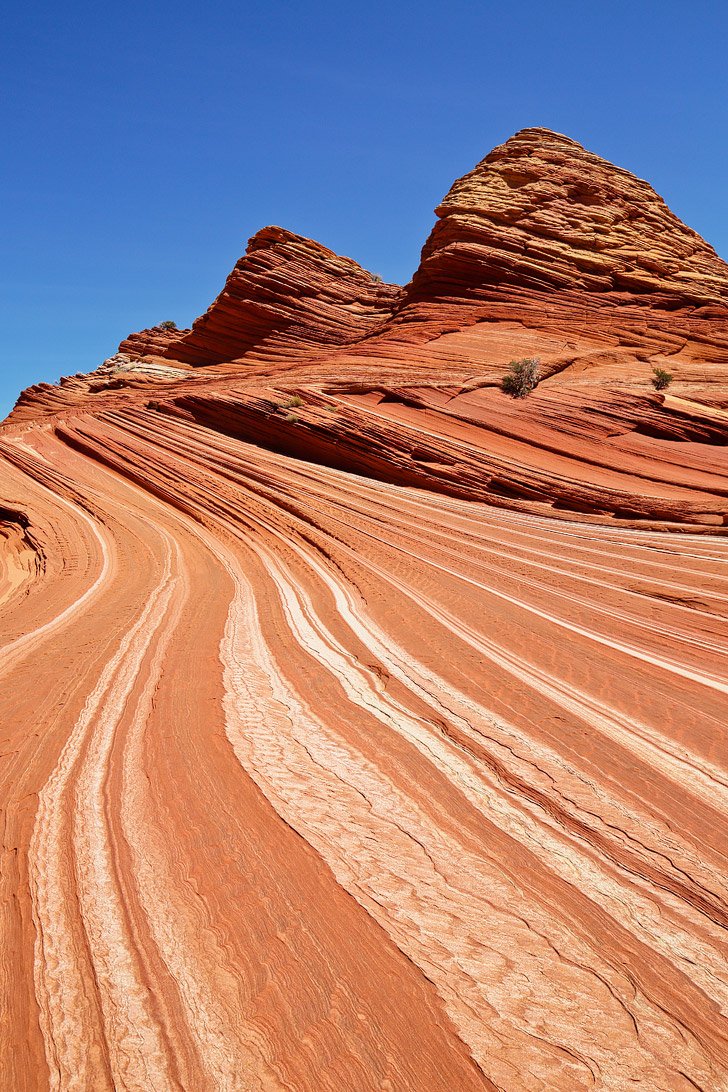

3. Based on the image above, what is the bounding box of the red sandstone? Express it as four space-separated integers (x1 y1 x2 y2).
1 129 728 1092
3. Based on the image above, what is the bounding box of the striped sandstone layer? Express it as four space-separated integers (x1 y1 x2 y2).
1 129 728 1092
393 126 728 348
119 225 400 365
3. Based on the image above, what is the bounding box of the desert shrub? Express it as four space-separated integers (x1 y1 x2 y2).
285 413 299 424
501 357 541 397
651 367 673 390
371 273 383 283
147 399 160 410
286 395 303 408
159 320 178 331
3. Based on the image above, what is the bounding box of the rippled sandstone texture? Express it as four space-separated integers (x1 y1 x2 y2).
2 128 728 1092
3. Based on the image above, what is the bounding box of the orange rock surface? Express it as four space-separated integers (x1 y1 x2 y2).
2 129 728 1092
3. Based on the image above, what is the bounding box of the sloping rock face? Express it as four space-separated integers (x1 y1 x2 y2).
388 127 728 355
119 226 400 366
2 130 728 1092
117 323 191 359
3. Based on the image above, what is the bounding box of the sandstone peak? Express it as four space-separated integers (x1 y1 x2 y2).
109 128 728 382
415 126 728 309
143 225 400 367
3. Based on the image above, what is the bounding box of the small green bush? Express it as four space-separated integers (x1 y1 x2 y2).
159 320 178 331
285 413 299 424
651 367 673 390
501 357 541 397
371 273 383 283
286 395 303 408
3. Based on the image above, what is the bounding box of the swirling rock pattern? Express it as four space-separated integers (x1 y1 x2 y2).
2 129 728 1091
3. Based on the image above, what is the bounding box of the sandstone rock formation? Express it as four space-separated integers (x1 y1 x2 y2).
2 129 728 1092
119 226 400 366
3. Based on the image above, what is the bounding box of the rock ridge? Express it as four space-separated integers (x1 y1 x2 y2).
3 127 728 532
119 226 401 367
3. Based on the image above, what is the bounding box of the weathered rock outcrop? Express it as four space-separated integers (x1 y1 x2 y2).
120 226 401 367
6 353 192 424
385 127 728 358
2 130 728 1092
117 324 191 359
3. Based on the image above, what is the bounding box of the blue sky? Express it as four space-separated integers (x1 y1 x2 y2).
2 0 727 419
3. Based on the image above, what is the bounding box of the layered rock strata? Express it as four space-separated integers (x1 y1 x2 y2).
119 226 400 366
2 129 728 1092
386 127 728 360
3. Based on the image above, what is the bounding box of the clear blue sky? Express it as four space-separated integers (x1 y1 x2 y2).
2 0 727 419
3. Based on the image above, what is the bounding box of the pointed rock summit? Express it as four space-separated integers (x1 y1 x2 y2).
417 127 728 305
120 226 400 367
5 127 728 533
100 127 728 379
387 127 728 364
